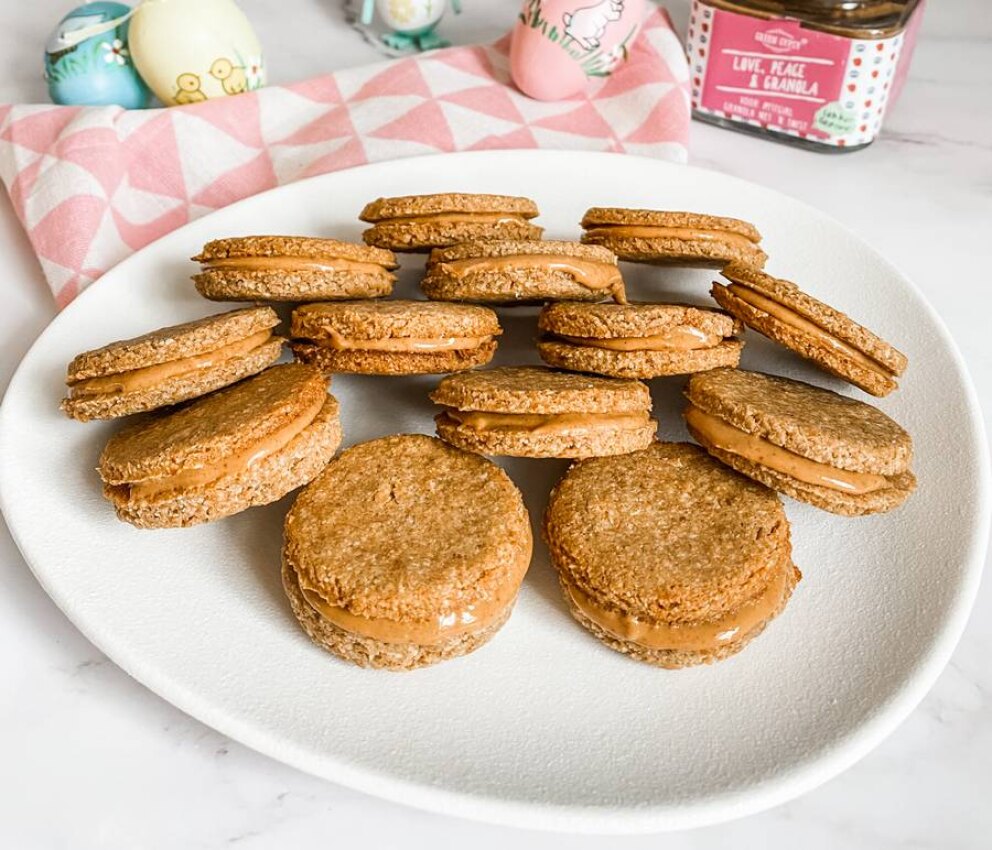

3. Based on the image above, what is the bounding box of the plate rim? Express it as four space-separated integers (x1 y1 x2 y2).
1 149 988 833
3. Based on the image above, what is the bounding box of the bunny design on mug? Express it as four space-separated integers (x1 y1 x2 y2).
510 0 646 100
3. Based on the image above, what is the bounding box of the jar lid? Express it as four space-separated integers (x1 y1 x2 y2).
715 0 921 36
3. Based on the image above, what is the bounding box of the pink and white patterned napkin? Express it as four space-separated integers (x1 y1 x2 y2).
0 9 688 308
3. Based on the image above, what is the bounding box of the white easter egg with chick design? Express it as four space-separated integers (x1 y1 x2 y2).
128 0 265 106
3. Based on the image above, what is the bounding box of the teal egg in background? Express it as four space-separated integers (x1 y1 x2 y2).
45 2 153 109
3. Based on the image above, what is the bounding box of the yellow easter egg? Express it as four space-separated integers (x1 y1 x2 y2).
129 0 264 106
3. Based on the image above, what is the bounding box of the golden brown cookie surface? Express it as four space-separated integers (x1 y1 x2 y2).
99 363 341 528
430 366 657 458
360 193 542 252
290 299 501 375
684 368 916 516
580 208 766 268
282 434 532 670
713 263 907 396
544 442 799 668
537 300 743 378
62 307 283 421
422 240 625 304
192 235 397 302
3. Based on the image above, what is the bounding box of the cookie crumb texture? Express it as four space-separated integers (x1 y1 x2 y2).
685 369 916 515
714 263 907 397
290 300 501 375
422 240 621 304
536 300 743 376
293 342 498 375
685 369 913 473
283 435 533 670
360 194 542 252
62 336 284 421
100 364 341 528
544 442 797 668
61 307 284 421
431 367 656 458
192 236 398 302
580 208 767 269
536 337 743 379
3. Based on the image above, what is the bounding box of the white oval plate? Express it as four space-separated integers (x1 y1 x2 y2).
1 151 987 833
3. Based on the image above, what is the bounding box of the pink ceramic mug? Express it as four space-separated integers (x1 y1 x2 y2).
510 0 646 100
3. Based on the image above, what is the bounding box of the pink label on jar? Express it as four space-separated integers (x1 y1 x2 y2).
687 0 918 148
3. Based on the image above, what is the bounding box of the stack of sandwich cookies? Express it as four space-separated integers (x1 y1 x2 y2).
712 263 907 397
360 193 542 252
99 363 341 528
537 301 743 378
684 369 916 516
290 300 501 375
422 240 626 304
193 236 397 301
544 442 799 668
581 208 767 269
431 366 656 458
62 307 283 422
282 435 533 670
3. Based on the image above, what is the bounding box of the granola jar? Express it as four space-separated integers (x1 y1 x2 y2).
686 0 926 151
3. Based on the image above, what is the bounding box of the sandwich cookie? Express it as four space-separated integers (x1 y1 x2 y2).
192 236 397 301
99 363 341 528
282 434 533 670
61 307 283 422
537 301 743 378
581 208 767 269
422 240 626 304
290 299 501 375
544 442 799 669
712 263 907 397
684 368 916 516
431 366 656 458
360 193 542 252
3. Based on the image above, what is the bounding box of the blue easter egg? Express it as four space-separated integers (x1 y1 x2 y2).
45 2 152 109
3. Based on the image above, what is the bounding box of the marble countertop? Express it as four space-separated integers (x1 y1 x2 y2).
1 1 989 847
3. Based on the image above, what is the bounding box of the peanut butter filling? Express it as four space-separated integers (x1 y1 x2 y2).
726 284 893 378
438 254 626 304
125 395 326 500
69 330 274 398
442 408 650 436
562 564 791 652
685 405 890 495
383 212 529 226
585 225 759 249
553 326 723 351
296 570 517 645
201 255 396 281
311 330 494 352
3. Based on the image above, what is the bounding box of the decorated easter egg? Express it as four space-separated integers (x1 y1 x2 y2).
45 2 153 109
374 0 447 34
129 0 265 107
511 0 645 100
